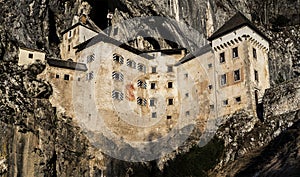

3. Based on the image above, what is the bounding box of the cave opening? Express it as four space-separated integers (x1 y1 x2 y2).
86 0 131 30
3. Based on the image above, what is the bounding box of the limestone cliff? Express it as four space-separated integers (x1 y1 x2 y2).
0 0 300 177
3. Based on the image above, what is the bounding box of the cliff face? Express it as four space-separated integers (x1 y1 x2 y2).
0 0 300 177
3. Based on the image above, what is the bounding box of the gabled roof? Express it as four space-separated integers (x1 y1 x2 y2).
74 33 154 59
175 44 212 66
61 23 100 35
207 12 270 41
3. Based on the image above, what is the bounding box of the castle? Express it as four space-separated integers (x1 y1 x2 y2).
18 12 270 141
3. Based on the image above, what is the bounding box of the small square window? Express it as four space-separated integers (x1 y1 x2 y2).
55 74 60 79
184 73 188 78
64 74 70 80
150 99 156 106
28 53 33 59
186 111 190 116
167 66 173 72
223 99 229 106
150 82 156 89
168 98 174 105
168 82 173 88
78 77 81 81
151 66 157 73
152 112 157 118
235 96 241 103
167 115 172 120
185 93 189 98
210 105 214 110
220 52 225 63
208 63 213 68
253 48 257 59
208 85 213 90
234 69 241 81
233 47 238 58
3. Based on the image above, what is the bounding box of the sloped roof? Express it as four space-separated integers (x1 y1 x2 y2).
207 12 269 41
47 58 88 71
175 44 212 66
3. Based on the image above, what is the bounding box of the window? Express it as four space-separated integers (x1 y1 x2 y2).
167 116 172 120
253 48 257 59
112 90 124 101
235 96 241 103
184 73 188 78
220 52 225 63
113 54 124 64
78 77 81 81
68 30 72 38
113 27 119 36
64 74 70 80
186 111 190 116
208 85 213 90
86 71 94 80
137 80 147 89
152 112 157 118
254 70 259 82
210 105 214 110
234 69 241 81
112 71 124 81
150 82 156 89
137 97 147 106
68 45 70 52
168 82 173 88
232 47 238 58
55 74 60 79
185 93 189 98
168 98 174 105
28 53 33 59
127 59 136 68
220 74 227 86
137 63 146 73
150 98 156 106
167 65 173 72
87 53 95 63
208 63 213 68
151 66 157 73
223 99 229 106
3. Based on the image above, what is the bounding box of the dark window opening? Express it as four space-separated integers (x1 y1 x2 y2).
168 82 173 88
78 77 81 81
68 45 70 52
186 111 190 116
234 69 241 81
235 96 241 103
64 74 70 80
221 74 227 86
150 83 156 89
151 66 157 73
150 99 156 106
210 105 214 110
55 74 59 79
223 99 229 106
168 98 174 105
254 70 259 82
253 48 257 59
208 63 213 68
233 47 238 58
167 115 172 120
208 85 213 90
220 52 225 63
185 93 189 97
167 66 173 72
152 112 157 118
28 53 33 59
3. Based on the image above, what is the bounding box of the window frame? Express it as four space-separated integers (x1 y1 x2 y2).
64 74 70 81
151 66 157 73
232 47 238 58
233 69 241 82
220 74 227 86
167 65 173 73
150 98 156 107
219 52 225 63
28 53 33 59
167 81 173 88
168 98 174 105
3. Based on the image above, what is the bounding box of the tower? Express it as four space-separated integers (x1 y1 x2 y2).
208 12 270 118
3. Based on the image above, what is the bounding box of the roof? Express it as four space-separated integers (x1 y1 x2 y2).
19 46 45 53
61 22 100 35
175 44 212 66
74 33 154 59
142 48 187 55
47 58 88 71
207 12 270 41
